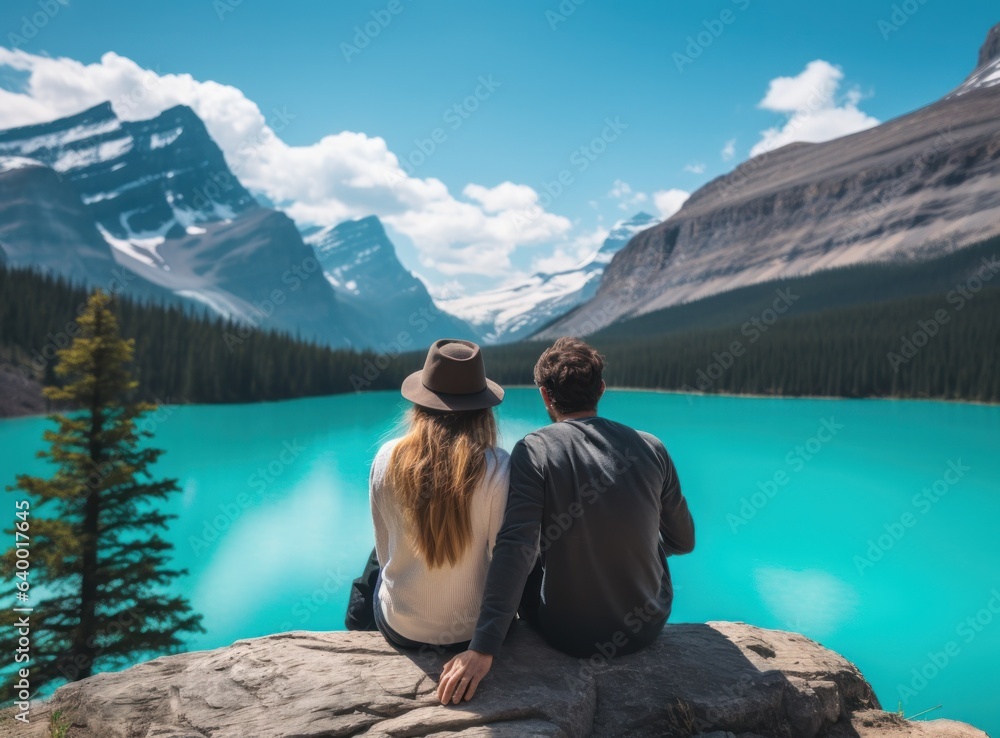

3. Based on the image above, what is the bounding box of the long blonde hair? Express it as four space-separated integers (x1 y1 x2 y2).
386 405 498 568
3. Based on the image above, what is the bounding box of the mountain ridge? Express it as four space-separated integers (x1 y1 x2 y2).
441 212 658 343
539 22 1000 338
0 102 475 350
977 22 1000 68
306 214 477 343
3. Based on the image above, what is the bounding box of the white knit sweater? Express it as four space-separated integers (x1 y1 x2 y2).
370 438 511 645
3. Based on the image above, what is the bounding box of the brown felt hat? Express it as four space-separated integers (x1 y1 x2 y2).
401 339 504 412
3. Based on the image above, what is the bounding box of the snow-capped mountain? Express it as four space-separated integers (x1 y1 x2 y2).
0 98 666 351
0 102 361 345
542 23 1000 338
951 23 1000 97
440 212 658 343
305 215 477 342
0 103 480 349
0 102 256 254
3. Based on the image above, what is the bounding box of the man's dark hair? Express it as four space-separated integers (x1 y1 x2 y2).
533 337 606 414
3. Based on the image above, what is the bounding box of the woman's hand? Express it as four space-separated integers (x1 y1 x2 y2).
436 649 494 704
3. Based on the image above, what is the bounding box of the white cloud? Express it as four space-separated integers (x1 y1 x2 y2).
652 189 690 220
684 162 706 174
721 138 736 161
606 178 649 211
463 181 538 213
759 60 843 113
607 179 634 200
531 226 609 274
0 47 572 278
531 250 579 274
426 279 464 300
750 60 880 157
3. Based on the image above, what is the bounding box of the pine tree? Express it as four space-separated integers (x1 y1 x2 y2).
1 291 202 698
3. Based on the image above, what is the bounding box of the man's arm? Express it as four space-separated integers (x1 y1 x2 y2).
469 439 545 653
436 438 544 704
659 448 694 555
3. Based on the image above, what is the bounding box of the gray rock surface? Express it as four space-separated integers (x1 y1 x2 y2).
978 22 1000 68
1 621 987 738
305 215 478 345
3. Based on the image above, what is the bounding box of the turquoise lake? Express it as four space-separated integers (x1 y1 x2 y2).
2 389 998 733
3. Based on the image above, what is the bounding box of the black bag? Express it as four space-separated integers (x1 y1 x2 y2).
344 547 380 631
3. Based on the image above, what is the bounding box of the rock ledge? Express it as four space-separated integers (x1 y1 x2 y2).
2 621 987 737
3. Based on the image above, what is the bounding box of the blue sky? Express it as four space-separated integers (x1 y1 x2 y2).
1 0 997 292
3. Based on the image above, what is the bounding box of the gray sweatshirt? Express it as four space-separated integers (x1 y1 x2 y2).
469 416 695 657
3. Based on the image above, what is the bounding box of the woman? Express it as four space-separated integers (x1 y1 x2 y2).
367 338 509 650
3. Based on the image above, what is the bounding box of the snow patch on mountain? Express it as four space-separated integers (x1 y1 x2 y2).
305 218 415 301
80 171 173 204
439 212 658 343
0 117 123 159
150 127 183 149
950 57 1000 96
306 214 477 341
97 223 169 270
0 156 45 172
50 136 134 172
949 24 1000 97
0 102 255 248
443 269 595 343
174 289 245 320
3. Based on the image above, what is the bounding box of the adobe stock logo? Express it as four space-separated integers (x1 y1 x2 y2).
896 587 1000 707
672 0 752 73
6 0 68 48
853 459 969 575
682 287 799 396
340 0 408 63
886 257 999 372
388 76 502 183
507 117 628 233
876 0 930 40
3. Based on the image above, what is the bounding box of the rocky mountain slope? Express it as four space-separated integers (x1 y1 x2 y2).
305 215 476 343
0 103 472 350
975 22 1000 72
0 102 361 346
541 23 1000 338
0 158 136 290
442 212 658 343
0 102 257 237
3 621 985 738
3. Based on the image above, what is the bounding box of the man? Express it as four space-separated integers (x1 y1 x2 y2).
437 337 695 704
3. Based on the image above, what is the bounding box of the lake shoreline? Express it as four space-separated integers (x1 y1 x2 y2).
601 385 1000 409
3 384 997 421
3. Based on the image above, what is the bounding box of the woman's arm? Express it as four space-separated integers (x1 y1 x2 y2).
485 450 511 559
370 443 393 567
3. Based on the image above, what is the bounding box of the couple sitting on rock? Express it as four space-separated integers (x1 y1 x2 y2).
345 336 695 704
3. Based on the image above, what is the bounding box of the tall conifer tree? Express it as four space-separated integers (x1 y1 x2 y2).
2 291 201 697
